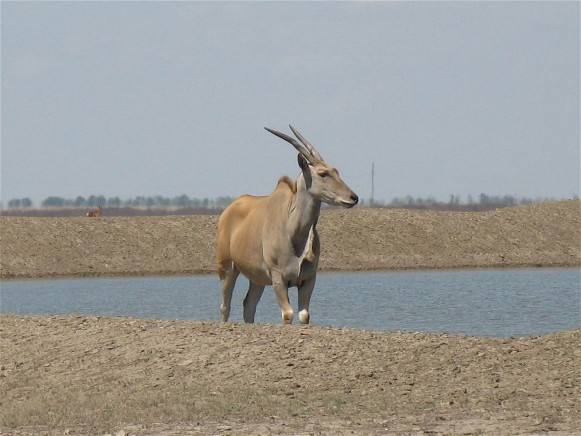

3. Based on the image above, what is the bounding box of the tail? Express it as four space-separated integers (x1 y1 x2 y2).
216 212 232 278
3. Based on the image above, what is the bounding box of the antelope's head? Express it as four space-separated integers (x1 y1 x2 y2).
265 125 358 208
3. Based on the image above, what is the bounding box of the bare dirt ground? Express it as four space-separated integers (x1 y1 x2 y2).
1 317 579 435
1 201 580 435
1 200 579 279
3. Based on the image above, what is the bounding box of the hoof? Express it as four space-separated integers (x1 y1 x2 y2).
282 311 294 324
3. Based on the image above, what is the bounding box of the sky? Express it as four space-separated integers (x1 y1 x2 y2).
1 1 579 207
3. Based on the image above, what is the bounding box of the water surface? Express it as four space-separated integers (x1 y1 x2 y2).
1 268 579 337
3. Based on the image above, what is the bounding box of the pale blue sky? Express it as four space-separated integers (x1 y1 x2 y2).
2 1 579 206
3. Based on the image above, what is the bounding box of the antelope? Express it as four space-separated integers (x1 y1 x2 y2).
86 205 102 217
216 126 358 325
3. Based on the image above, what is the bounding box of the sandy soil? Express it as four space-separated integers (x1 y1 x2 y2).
1 316 579 435
1 201 580 435
1 200 579 279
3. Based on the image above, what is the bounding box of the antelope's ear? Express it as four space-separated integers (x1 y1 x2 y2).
297 153 310 171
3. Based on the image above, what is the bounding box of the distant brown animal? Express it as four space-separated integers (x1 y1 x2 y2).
216 125 358 325
86 206 102 217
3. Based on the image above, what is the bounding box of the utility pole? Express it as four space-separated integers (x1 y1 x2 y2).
371 162 375 206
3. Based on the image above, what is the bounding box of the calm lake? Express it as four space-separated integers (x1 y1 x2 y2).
1 268 579 337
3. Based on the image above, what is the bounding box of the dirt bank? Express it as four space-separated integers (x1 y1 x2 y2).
1 200 579 279
1 316 579 435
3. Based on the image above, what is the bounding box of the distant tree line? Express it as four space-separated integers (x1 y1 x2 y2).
384 193 554 208
3 193 575 211
7 198 34 208
4 194 236 209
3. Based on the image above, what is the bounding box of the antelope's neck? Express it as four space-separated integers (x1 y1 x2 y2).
289 175 321 254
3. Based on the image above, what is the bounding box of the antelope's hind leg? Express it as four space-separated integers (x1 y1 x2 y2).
219 263 239 322
243 281 265 324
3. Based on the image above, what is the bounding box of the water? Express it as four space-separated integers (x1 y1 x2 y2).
1 268 579 337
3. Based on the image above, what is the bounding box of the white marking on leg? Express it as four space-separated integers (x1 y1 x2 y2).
298 309 310 325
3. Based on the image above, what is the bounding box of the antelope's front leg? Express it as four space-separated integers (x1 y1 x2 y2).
298 274 316 325
271 270 294 324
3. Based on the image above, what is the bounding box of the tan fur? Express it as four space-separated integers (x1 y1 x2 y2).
86 206 102 217
277 175 297 193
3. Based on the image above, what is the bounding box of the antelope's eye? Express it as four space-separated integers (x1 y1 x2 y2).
318 170 329 178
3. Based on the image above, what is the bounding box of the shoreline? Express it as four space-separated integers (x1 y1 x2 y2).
1 262 579 282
